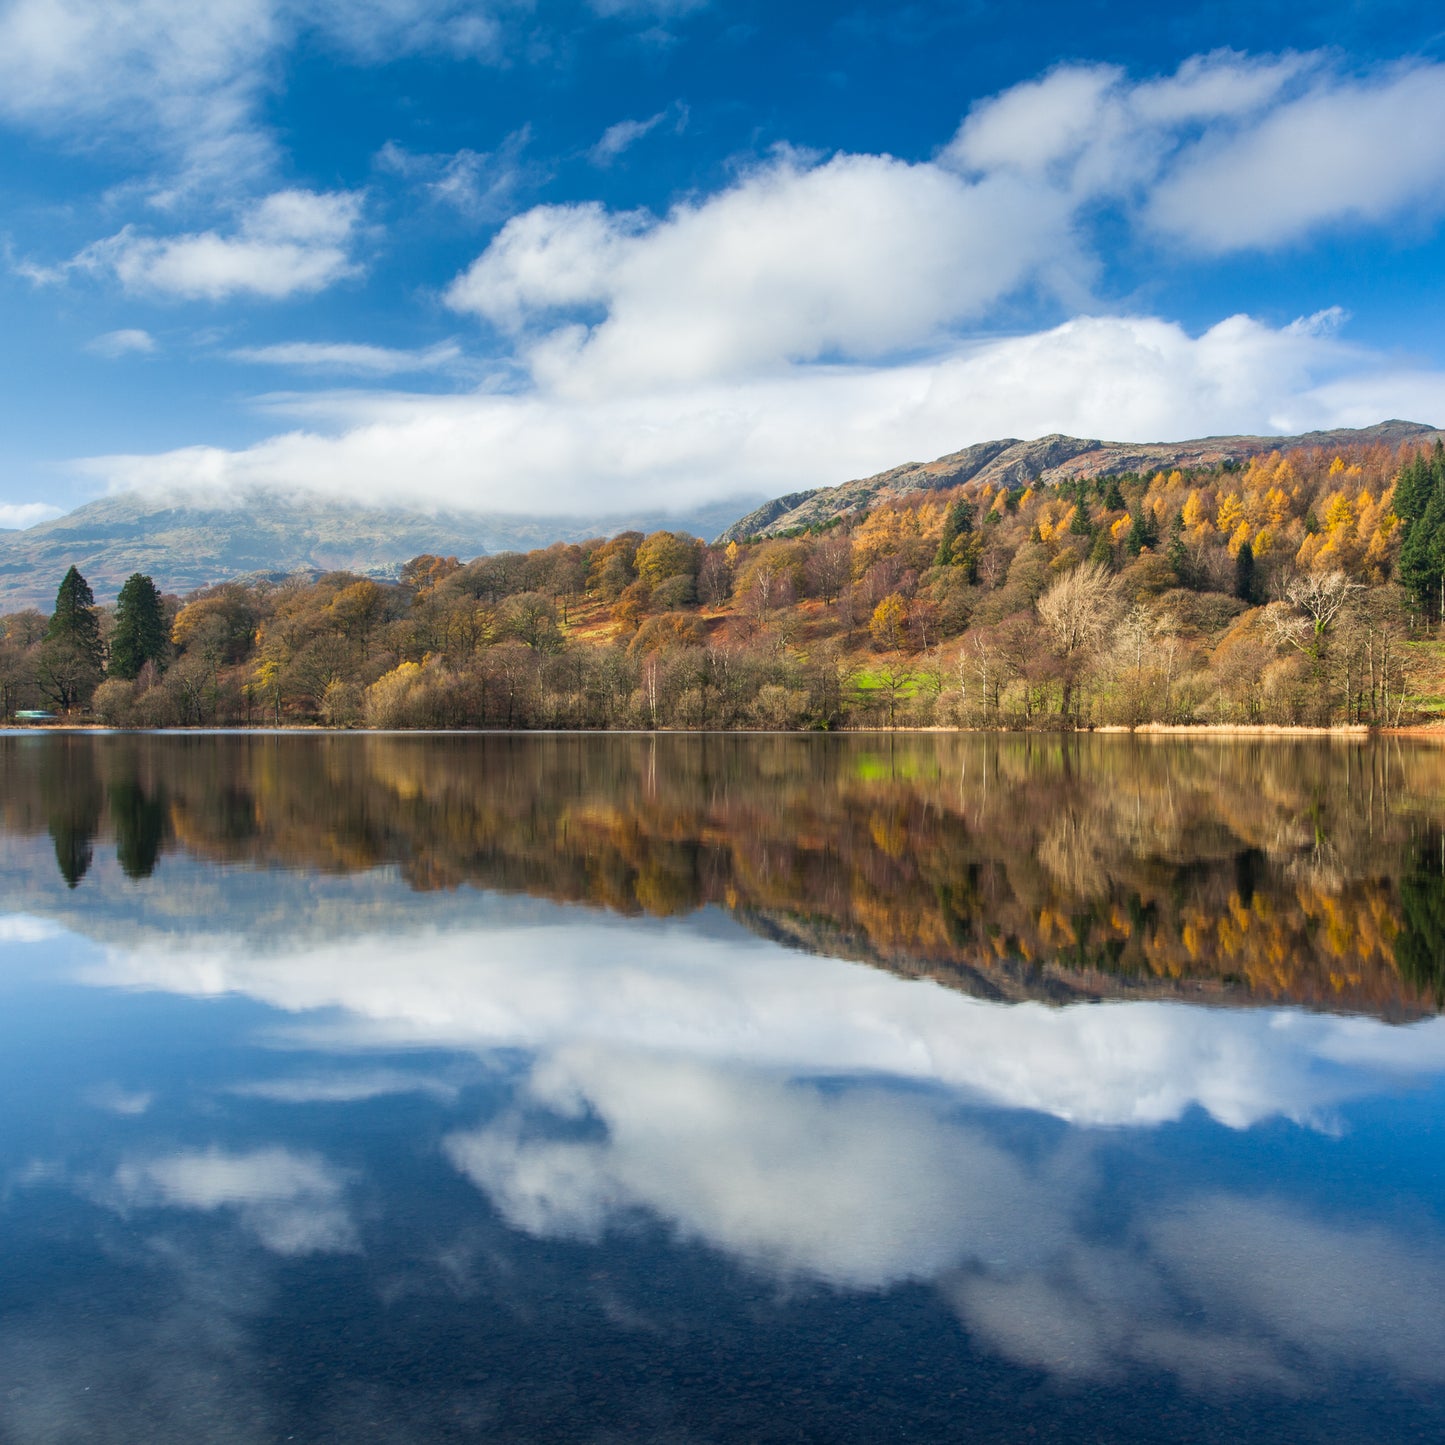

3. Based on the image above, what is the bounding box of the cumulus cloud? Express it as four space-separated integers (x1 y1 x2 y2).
111 1145 357 1254
1147 63 1445 250
51 189 365 300
447 151 1080 389
228 339 462 374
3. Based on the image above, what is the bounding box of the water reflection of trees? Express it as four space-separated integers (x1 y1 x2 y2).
4 734 1445 1016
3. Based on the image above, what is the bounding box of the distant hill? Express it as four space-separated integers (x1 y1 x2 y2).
717 420 1444 541
0 492 760 611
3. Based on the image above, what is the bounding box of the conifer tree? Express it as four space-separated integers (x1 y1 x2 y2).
109 573 167 680
1233 539 1257 604
37 566 104 711
935 499 975 567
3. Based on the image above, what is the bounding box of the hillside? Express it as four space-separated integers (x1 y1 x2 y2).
0 492 758 610
718 420 1443 540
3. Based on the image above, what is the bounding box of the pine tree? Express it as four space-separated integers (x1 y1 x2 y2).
935 499 975 567
1102 476 1126 512
1233 539 1257 604
38 566 104 711
1125 510 1157 557
1166 512 1189 584
46 566 103 662
1399 480 1445 620
110 573 167 680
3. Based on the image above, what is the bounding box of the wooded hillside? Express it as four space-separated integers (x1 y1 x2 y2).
6 436 1445 730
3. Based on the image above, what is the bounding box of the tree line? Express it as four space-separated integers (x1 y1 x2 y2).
2 436 1442 730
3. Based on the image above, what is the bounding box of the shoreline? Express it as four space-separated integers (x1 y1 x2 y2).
3 721 1441 739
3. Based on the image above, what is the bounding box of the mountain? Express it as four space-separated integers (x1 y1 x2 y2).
0 492 761 611
716 419 1444 541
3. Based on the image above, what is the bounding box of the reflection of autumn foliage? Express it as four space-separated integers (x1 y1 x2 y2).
5 734 1445 1018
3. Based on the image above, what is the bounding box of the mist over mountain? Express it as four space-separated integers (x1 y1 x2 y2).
0 492 761 610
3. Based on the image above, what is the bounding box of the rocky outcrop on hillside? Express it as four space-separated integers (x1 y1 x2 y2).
716 419 1443 541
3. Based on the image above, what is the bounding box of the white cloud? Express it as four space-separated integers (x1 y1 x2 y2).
25 49 1445 515
1147 63 1445 250
79 311 1445 517
0 0 280 181
0 1 514 184
0 502 64 529
228 339 462 375
942 50 1445 252
112 1145 357 1254
85 328 158 358
58 189 365 300
376 128 536 221
448 151 1079 389
305 0 503 63
589 110 668 165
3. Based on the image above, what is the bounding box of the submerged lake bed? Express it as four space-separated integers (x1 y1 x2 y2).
2 732 1445 1442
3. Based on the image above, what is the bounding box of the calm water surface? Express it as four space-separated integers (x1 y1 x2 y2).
2 732 1445 1442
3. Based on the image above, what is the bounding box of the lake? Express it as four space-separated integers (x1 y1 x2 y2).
2 731 1444 1442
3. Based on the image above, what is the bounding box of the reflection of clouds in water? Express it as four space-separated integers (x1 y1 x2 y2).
81 920 1445 1129
0 913 62 944
111 1146 357 1256
447 1045 1064 1290
451 1044 1445 1390
227 1068 459 1105
84 1082 155 1115
953 1196 1445 1389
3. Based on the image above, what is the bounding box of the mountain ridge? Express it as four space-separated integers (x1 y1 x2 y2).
715 420 1444 541
0 492 759 611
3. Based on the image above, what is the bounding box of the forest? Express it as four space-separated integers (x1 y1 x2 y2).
5 436 1445 731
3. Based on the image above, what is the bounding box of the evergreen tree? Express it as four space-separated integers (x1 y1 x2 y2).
46 566 103 661
110 573 167 680
1233 540 1257 603
38 566 104 711
1166 512 1191 586
1102 476 1126 512
935 499 975 567
1124 510 1157 557
1399 480 1445 619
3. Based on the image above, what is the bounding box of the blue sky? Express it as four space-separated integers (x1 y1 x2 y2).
2 0 1445 526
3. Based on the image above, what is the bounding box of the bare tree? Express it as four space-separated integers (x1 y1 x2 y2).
1035 561 1120 718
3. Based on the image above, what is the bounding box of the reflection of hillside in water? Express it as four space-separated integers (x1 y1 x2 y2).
3 732 1443 1017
